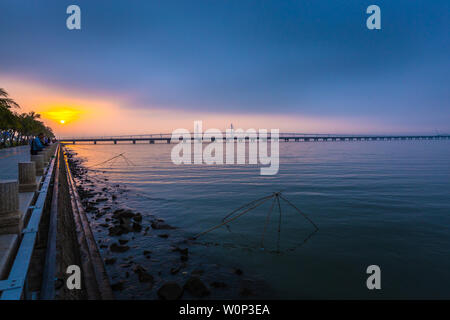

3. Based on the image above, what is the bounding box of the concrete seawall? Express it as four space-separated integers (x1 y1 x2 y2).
54 146 88 299
60 146 114 299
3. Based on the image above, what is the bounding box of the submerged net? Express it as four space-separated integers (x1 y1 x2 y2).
190 192 319 254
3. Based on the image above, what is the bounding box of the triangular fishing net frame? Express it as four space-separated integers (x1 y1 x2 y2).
191 192 319 254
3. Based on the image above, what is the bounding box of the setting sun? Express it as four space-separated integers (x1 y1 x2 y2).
42 108 81 125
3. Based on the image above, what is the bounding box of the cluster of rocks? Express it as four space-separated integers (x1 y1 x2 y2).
157 276 210 300
108 209 143 236
155 269 253 300
67 148 255 300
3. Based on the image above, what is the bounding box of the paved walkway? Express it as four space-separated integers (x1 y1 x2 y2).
0 145 30 181
0 145 34 281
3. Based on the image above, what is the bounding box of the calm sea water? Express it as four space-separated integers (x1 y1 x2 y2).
67 140 450 299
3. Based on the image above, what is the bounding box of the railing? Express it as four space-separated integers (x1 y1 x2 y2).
0 145 58 300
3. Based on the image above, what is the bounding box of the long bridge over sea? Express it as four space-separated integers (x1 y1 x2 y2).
59 133 450 144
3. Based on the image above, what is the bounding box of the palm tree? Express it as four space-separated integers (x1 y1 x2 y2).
0 88 19 110
0 88 54 148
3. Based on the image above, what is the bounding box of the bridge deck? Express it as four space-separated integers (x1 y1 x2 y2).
60 134 450 144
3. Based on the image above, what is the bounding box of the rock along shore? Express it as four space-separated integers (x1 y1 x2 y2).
65 147 272 300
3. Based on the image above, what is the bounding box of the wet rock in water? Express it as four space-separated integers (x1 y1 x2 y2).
139 272 154 285
104 258 117 265
85 204 98 213
157 282 183 300
120 263 131 268
78 189 96 199
151 220 176 230
132 265 145 273
143 250 152 255
234 268 243 276
116 217 142 234
100 245 108 249
110 243 130 253
119 217 133 230
133 265 154 284
172 247 188 255
191 269 204 276
184 277 210 297
95 197 108 203
110 217 139 235
210 281 227 289
118 239 129 245
96 212 106 218
111 281 125 291
113 209 136 219
172 246 189 261
99 223 109 228
240 287 253 296
170 266 181 275
158 234 169 238
132 213 142 222
132 222 142 232
108 225 126 236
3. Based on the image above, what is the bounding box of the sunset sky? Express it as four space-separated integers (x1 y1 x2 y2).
0 0 449 137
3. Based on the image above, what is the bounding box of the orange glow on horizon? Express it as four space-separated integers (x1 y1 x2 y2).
0 74 403 137
43 108 82 125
